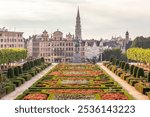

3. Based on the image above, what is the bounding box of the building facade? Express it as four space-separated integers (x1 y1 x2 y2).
30 30 76 62
103 31 132 52
0 27 24 49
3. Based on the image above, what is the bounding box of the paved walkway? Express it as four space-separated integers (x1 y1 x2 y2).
1 63 57 100
97 63 149 100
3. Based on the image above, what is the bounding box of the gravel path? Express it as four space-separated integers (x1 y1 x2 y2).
97 63 149 100
1 63 57 100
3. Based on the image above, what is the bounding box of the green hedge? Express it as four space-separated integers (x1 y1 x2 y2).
5 86 14 94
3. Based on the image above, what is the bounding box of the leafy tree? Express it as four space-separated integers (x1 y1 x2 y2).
102 49 127 61
0 48 27 65
132 36 150 48
127 48 150 64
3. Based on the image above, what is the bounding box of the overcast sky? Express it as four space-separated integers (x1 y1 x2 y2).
0 0 150 40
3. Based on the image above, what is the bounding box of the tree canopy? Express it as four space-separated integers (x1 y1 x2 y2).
131 36 150 49
0 48 27 64
127 48 150 63
102 49 127 61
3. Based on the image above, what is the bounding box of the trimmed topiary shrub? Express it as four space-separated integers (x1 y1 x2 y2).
17 66 23 74
5 86 14 94
121 62 125 69
23 63 29 72
34 59 41 66
41 57 45 63
130 65 135 75
110 57 114 62
7 68 14 78
136 68 144 78
0 73 3 82
13 80 22 87
30 61 34 68
148 72 150 82
124 63 130 72
16 78 25 84
14 67 19 76
115 59 119 66
118 61 122 68
112 58 116 65
133 66 138 77
27 62 31 70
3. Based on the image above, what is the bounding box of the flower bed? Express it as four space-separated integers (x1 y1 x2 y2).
23 93 48 100
16 63 134 100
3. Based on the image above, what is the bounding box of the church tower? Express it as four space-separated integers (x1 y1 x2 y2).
75 7 82 40
125 31 129 43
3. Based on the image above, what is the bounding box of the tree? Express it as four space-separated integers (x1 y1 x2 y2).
132 36 150 49
0 48 27 65
127 48 150 64
102 49 127 61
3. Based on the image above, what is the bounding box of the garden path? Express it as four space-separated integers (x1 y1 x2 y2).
97 63 149 100
1 63 58 100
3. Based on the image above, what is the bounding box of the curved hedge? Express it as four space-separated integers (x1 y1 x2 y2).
127 48 150 63
0 48 27 64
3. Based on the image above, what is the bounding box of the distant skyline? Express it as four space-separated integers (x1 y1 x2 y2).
0 0 150 40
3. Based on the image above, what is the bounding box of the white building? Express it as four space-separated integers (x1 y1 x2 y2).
83 40 108 60
0 27 24 49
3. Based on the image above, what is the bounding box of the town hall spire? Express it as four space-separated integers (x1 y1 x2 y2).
75 7 82 40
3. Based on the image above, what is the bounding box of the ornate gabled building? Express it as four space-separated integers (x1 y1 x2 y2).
30 29 76 62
